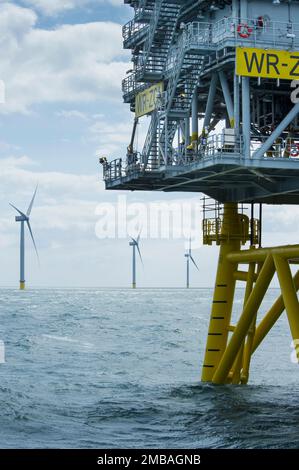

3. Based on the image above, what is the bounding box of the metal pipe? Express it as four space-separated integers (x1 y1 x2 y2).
20 221 25 290
228 245 299 264
234 72 240 136
240 0 248 20
274 255 299 361
242 76 251 159
132 244 136 289
203 73 218 132
219 71 234 127
191 88 199 143
232 0 239 19
185 116 190 146
253 270 299 353
259 203 262 248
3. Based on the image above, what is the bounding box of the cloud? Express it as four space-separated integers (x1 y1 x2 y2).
0 155 104 197
20 0 123 15
56 109 89 120
0 3 129 113
89 114 149 156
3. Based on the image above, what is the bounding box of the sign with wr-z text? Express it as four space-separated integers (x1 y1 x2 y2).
236 47 299 80
135 82 164 118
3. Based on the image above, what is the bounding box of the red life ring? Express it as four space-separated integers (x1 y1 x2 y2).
237 23 253 39
286 143 299 157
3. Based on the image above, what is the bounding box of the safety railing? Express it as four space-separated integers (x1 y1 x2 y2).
122 72 147 99
203 215 260 246
104 154 145 182
251 136 299 159
185 17 299 51
123 19 148 45
103 159 125 182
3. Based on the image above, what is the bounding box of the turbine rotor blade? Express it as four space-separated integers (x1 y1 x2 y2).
10 203 26 218
137 227 142 243
26 220 40 265
136 243 144 266
190 254 199 271
27 185 38 217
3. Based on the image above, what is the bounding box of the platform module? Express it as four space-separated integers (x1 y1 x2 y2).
101 0 299 384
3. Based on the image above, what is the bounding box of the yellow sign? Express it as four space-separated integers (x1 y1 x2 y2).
135 82 164 118
236 47 299 80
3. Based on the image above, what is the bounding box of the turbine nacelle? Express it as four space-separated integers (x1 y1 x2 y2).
15 215 28 222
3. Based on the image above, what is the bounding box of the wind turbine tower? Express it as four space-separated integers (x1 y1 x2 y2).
10 186 39 290
185 238 199 288
129 233 143 288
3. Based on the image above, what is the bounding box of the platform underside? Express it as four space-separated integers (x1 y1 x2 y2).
105 156 299 204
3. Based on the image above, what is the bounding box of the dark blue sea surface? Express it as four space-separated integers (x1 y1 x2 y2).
0 288 298 449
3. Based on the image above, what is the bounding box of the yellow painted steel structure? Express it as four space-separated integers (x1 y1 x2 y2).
20 281 25 290
201 203 299 385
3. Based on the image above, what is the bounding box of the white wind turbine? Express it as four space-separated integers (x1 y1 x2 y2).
185 237 199 288
10 186 39 290
129 231 143 288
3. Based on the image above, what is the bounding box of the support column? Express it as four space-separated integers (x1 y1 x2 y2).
253 270 299 352
242 76 251 159
202 204 244 382
219 71 234 127
203 73 218 132
274 256 299 361
240 0 248 20
185 116 190 147
191 88 199 146
234 73 240 136
20 221 25 290
132 244 136 289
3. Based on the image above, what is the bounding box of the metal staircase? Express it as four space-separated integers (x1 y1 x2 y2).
166 37 205 116
140 33 205 170
142 111 160 170
138 0 181 81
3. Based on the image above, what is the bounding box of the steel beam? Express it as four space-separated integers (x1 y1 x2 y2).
254 101 299 159
203 73 218 132
219 71 234 127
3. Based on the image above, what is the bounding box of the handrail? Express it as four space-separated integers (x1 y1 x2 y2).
185 17 299 50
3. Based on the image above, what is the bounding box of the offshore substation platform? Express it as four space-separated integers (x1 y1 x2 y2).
101 0 299 384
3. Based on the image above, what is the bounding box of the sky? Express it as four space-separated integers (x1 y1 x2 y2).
0 0 298 288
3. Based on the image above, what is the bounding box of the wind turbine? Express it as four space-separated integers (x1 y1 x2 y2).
10 186 39 290
129 232 143 289
185 238 199 288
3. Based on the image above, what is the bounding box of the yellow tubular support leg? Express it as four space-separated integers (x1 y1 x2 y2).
240 262 257 384
20 282 25 290
231 261 256 384
202 203 243 382
274 256 299 362
252 270 299 353
212 255 275 384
